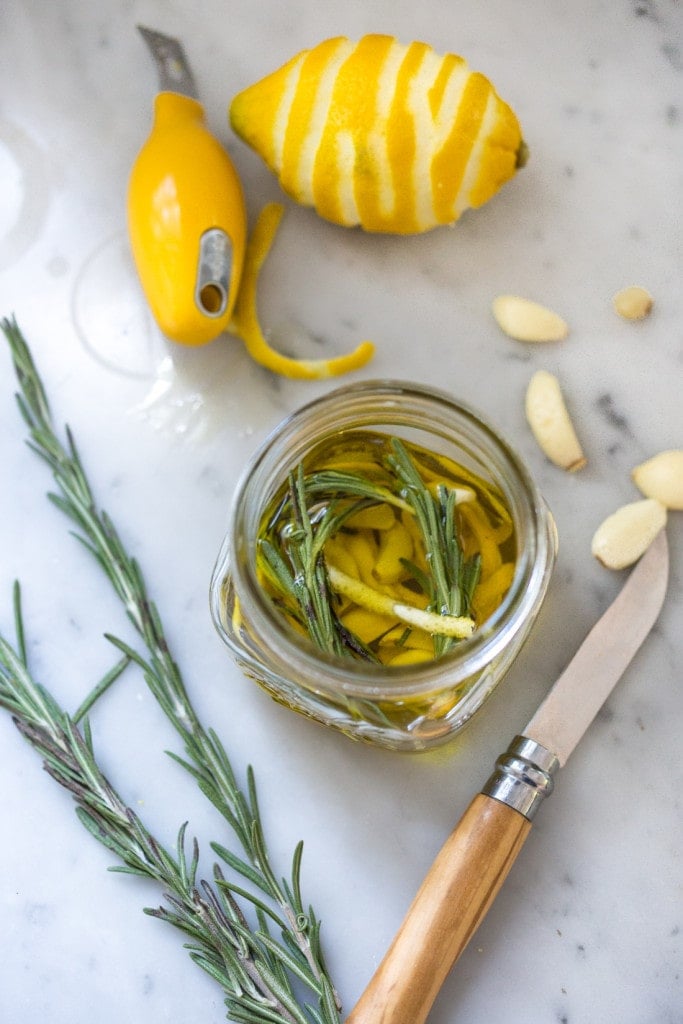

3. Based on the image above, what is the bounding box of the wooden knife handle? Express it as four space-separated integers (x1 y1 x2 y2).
345 794 531 1024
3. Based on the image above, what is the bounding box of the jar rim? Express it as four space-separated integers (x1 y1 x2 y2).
217 379 555 699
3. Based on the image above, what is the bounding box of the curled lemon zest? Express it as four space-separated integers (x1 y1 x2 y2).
327 563 475 639
229 202 375 378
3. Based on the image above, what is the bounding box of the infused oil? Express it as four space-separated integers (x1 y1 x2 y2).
211 381 556 749
254 430 516 669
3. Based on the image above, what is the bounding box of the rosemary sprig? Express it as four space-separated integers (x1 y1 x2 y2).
259 464 378 661
0 593 331 1024
0 592 313 1023
259 440 480 663
0 316 340 1024
387 438 481 658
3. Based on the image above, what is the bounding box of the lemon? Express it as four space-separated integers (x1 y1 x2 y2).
230 34 527 234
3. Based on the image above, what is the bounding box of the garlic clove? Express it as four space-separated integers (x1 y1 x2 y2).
525 370 586 471
613 285 653 320
492 295 569 342
591 498 667 570
632 450 683 510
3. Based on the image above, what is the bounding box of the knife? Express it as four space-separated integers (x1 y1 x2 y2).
346 529 669 1024
128 27 247 346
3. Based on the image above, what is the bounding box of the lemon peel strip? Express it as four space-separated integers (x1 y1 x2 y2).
229 202 374 379
327 564 475 639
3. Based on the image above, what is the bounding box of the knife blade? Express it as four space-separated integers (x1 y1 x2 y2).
136 27 199 99
346 529 669 1024
524 528 668 764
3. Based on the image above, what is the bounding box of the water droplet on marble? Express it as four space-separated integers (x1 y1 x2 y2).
46 254 69 277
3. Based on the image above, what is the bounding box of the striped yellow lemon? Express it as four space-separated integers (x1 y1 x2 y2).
229 34 527 234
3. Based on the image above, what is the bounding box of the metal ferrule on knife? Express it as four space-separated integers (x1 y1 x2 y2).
481 735 560 821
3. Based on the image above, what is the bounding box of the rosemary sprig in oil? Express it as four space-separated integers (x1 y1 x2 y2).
259 463 379 660
387 438 481 657
258 438 481 663
0 316 340 1024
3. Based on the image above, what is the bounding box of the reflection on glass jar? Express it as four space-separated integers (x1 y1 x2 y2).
210 380 557 751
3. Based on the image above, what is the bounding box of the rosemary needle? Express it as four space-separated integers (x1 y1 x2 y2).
0 316 340 1024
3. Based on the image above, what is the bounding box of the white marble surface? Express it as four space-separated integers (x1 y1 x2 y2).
1 2 681 1022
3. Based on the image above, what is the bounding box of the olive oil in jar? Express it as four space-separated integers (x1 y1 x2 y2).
254 430 516 667
211 381 557 748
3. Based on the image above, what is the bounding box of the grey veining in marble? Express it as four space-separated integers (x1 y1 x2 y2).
1 2 681 1023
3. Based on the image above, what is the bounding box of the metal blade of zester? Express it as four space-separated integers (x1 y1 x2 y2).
524 529 669 767
137 26 198 99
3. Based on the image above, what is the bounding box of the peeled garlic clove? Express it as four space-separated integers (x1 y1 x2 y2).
525 370 586 471
613 285 653 320
591 498 667 570
632 450 683 510
493 295 569 342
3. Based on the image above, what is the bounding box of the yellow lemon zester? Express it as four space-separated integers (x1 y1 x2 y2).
230 34 527 235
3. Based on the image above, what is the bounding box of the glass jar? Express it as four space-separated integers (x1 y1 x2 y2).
210 380 557 751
